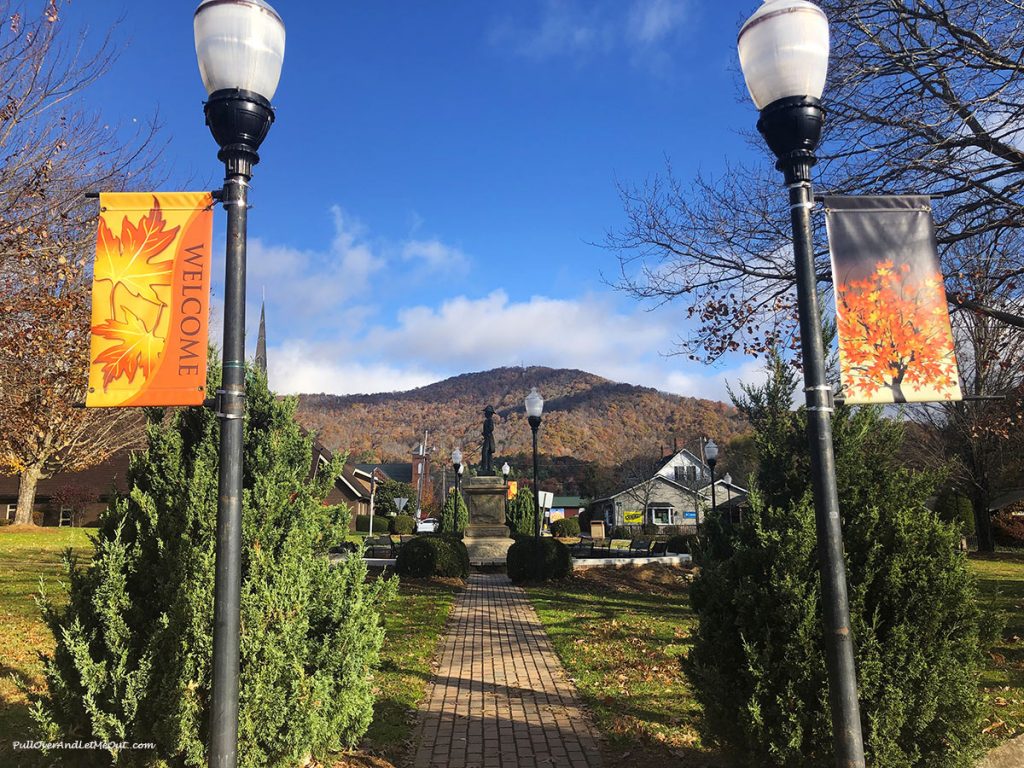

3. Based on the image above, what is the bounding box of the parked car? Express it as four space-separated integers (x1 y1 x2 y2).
416 517 439 533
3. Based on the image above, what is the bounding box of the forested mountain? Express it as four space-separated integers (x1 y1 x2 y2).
294 367 750 494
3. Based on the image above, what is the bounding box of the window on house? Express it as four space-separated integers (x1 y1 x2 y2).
675 466 697 483
648 504 674 526
4 504 15 521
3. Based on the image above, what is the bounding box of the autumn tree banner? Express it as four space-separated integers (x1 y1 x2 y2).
824 195 961 404
86 192 214 407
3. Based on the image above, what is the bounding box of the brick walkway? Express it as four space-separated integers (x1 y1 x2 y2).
413 573 603 768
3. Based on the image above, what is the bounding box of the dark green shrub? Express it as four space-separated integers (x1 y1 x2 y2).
30 366 396 767
506 538 571 583
440 489 468 534
395 536 469 578
355 514 390 533
550 517 581 537
686 350 988 767
665 534 699 554
390 514 416 535
609 525 631 539
641 523 660 536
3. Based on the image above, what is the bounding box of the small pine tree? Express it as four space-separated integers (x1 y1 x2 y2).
30 366 396 767
440 487 468 534
506 487 536 536
687 351 989 767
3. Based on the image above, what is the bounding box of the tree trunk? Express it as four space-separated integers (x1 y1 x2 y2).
972 490 994 553
14 465 42 526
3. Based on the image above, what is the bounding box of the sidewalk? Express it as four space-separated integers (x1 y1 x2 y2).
412 573 603 768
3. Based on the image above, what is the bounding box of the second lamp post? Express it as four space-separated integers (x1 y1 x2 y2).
525 388 544 538
704 439 718 515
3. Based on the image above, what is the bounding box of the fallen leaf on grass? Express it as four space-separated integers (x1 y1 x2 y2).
983 719 1006 734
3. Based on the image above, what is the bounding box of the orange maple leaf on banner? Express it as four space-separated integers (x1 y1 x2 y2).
95 197 179 316
91 307 164 390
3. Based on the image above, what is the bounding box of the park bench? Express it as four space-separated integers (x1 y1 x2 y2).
609 539 632 556
628 539 655 557
568 538 594 558
364 535 394 558
390 535 415 555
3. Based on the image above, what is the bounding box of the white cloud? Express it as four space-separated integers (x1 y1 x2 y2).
401 238 469 271
490 0 612 60
269 340 441 396
490 0 689 61
627 0 688 45
260 289 760 402
365 290 669 367
246 205 384 323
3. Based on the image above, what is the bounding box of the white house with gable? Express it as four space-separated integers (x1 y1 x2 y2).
588 447 747 531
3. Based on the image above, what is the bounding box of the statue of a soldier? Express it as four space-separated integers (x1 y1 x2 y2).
481 405 496 474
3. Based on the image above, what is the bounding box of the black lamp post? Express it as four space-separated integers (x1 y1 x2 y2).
704 439 718 516
452 448 463 531
194 2 284 766
525 388 544 539
738 2 865 765
502 461 511 484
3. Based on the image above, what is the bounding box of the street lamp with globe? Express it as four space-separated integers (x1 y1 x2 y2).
194 1 284 764
737 2 865 764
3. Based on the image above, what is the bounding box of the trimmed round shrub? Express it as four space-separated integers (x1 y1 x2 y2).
609 525 631 539
666 534 700 554
395 536 469 578
550 517 581 537
355 514 390 533
390 514 416 535
506 538 571 583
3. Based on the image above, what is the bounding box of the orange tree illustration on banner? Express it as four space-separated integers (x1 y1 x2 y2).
836 259 960 403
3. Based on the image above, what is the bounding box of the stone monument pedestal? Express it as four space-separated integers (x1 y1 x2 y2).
462 476 513 565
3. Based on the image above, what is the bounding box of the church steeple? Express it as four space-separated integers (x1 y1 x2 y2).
255 300 267 375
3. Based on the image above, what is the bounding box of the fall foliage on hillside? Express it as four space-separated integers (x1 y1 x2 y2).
294 367 749 486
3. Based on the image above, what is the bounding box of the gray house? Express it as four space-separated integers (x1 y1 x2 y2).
589 448 748 531
589 474 703 531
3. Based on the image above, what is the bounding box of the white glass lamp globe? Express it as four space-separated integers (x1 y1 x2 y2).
195 0 286 100
737 0 829 110
524 388 544 419
705 439 719 463
452 448 462 465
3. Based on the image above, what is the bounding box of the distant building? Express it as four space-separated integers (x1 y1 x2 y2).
0 450 133 526
354 444 433 518
589 447 747 531
548 496 586 521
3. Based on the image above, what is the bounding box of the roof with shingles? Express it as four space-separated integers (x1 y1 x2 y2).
354 463 414 484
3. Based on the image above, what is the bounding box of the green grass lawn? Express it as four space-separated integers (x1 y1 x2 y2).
0 527 458 768
355 574 461 766
528 555 1024 767
527 565 725 768
0 526 94 767
970 551 1024 746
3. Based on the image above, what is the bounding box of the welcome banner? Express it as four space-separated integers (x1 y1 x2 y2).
824 195 962 405
86 192 214 407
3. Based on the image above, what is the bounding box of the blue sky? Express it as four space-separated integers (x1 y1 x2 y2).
63 0 771 400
